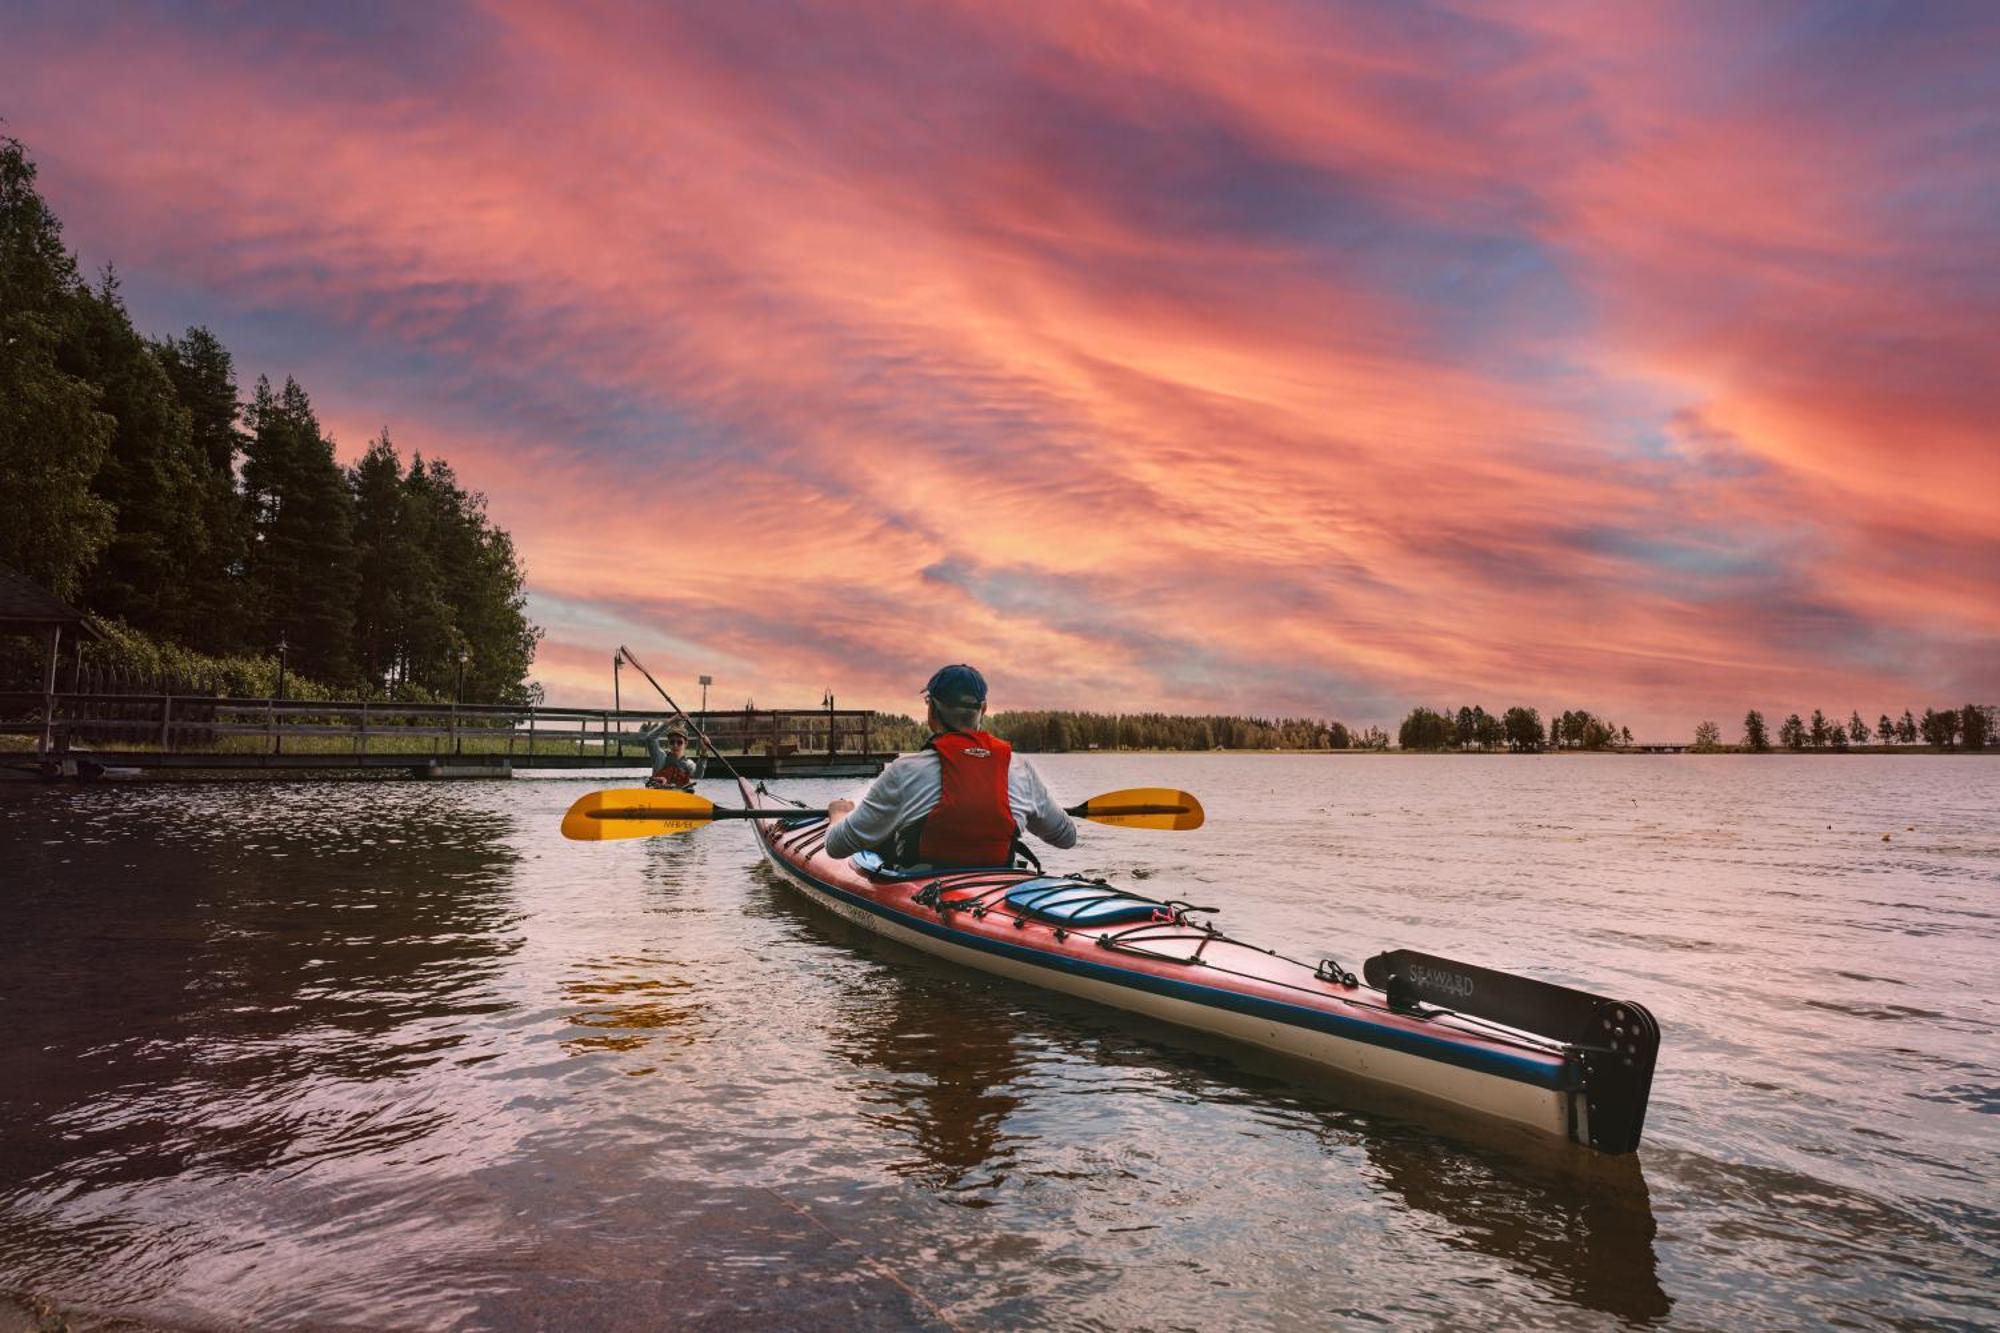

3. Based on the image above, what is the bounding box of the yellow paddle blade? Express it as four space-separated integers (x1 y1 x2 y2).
561 788 716 841
1072 787 1204 831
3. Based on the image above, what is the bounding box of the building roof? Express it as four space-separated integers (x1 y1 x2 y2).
0 562 97 633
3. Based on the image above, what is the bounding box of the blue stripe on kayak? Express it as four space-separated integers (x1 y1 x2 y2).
756 830 1570 1092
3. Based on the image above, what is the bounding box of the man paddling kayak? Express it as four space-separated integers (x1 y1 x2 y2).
824 664 1076 869
641 723 703 791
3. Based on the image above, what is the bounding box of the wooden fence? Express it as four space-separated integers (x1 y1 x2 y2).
0 692 881 767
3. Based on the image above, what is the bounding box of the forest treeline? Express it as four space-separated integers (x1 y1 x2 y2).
1728 707 1993 753
1396 705 1625 752
855 711 1369 753
989 710 1366 752
0 135 540 701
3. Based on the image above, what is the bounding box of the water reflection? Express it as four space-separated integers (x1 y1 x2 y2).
0 784 523 1313
747 865 1672 1321
1363 1132 1670 1323
5 755 1993 1330
747 870 1032 1195
559 953 707 1068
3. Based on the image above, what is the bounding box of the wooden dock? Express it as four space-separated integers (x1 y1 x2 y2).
0 693 896 781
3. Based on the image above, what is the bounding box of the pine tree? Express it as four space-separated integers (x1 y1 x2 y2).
71 270 211 638
1742 710 1770 752
242 377 359 684
1502 706 1542 752
1965 705 1991 752
0 135 115 594
1780 714 1806 750
154 326 249 653
349 432 410 687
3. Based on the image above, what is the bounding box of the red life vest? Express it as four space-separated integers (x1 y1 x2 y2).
913 730 1016 867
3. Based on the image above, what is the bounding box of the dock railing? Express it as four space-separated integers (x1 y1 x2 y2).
0 692 881 767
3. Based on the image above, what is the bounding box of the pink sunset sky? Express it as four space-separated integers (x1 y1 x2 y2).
5 0 1995 733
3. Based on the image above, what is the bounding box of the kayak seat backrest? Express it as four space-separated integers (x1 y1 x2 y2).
1003 878 1164 926
850 849 1018 881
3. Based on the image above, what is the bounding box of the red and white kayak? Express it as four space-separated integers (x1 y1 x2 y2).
742 779 1660 1154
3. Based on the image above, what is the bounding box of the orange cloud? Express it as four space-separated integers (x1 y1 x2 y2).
5 0 1993 732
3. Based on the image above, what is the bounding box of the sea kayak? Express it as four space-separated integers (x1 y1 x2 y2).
741 777 1660 1154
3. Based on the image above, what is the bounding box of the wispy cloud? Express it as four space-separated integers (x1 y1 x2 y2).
5 0 1993 730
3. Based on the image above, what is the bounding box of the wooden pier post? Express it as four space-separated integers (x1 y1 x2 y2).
41 624 61 756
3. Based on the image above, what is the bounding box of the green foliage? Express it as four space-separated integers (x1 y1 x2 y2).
990 710 1350 752
1397 706 1453 751
1964 705 1992 752
77 617 445 702
867 713 927 751
345 439 541 703
1502 706 1543 752
1551 708 1619 750
154 326 250 652
70 270 212 636
1692 720 1723 752
0 135 115 594
0 134 542 704
1919 708 1958 749
1778 713 1806 750
243 376 360 684
1401 703 1615 752
1742 710 1770 752
1745 705 1995 752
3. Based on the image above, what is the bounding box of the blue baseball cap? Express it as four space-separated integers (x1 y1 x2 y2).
923 663 987 708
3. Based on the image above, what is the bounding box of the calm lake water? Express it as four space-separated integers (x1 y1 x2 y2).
2 755 1995 1330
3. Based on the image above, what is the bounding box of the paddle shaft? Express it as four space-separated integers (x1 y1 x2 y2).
588 800 1193 824
589 806 823 822
617 646 745 784
1066 803 1190 817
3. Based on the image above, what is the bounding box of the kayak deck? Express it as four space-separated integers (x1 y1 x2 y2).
744 781 1660 1153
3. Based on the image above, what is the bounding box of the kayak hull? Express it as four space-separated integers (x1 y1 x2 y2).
743 782 1620 1149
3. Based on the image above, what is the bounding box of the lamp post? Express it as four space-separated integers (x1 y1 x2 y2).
274 633 288 756
698 674 711 742
453 645 469 756
613 651 624 713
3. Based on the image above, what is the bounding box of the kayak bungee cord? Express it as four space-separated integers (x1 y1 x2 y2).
783 816 1385 1020
780 811 1573 1056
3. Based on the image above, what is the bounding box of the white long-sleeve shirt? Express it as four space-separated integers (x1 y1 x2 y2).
822 750 1078 861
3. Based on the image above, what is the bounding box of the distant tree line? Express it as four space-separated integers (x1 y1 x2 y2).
1394 705 1628 752
1734 706 1993 753
989 710 1359 752
0 135 540 701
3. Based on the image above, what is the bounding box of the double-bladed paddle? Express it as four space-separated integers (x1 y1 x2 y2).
561 786 1204 842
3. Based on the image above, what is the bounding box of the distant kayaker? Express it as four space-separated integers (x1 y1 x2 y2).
824 664 1076 869
641 722 703 791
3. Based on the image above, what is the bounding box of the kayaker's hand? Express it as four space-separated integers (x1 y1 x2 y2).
826 798 855 821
